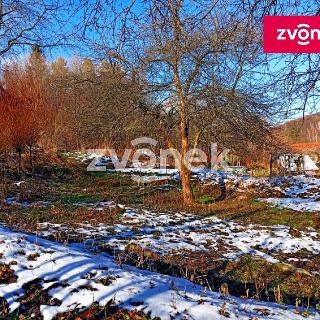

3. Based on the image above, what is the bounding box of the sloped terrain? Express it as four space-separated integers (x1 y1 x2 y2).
0 227 318 320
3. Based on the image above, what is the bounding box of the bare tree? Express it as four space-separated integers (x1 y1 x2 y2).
0 0 80 59
78 0 281 204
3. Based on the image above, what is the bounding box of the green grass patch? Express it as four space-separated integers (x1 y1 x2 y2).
211 199 318 230
60 193 103 204
198 195 215 204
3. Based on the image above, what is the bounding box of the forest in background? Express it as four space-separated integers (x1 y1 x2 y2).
0 46 282 175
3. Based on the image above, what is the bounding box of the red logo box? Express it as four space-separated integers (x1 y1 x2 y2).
264 16 320 53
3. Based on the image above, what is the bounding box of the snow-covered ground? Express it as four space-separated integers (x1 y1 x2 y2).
261 175 320 212
3 155 320 318
263 197 320 212
0 226 318 320
38 206 320 266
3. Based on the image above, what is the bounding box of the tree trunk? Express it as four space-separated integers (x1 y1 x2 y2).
169 77 194 204
171 0 193 204
173 72 193 204
180 129 193 204
269 154 273 177
29 144 34 175
178 94 193 204
17 147 22 176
